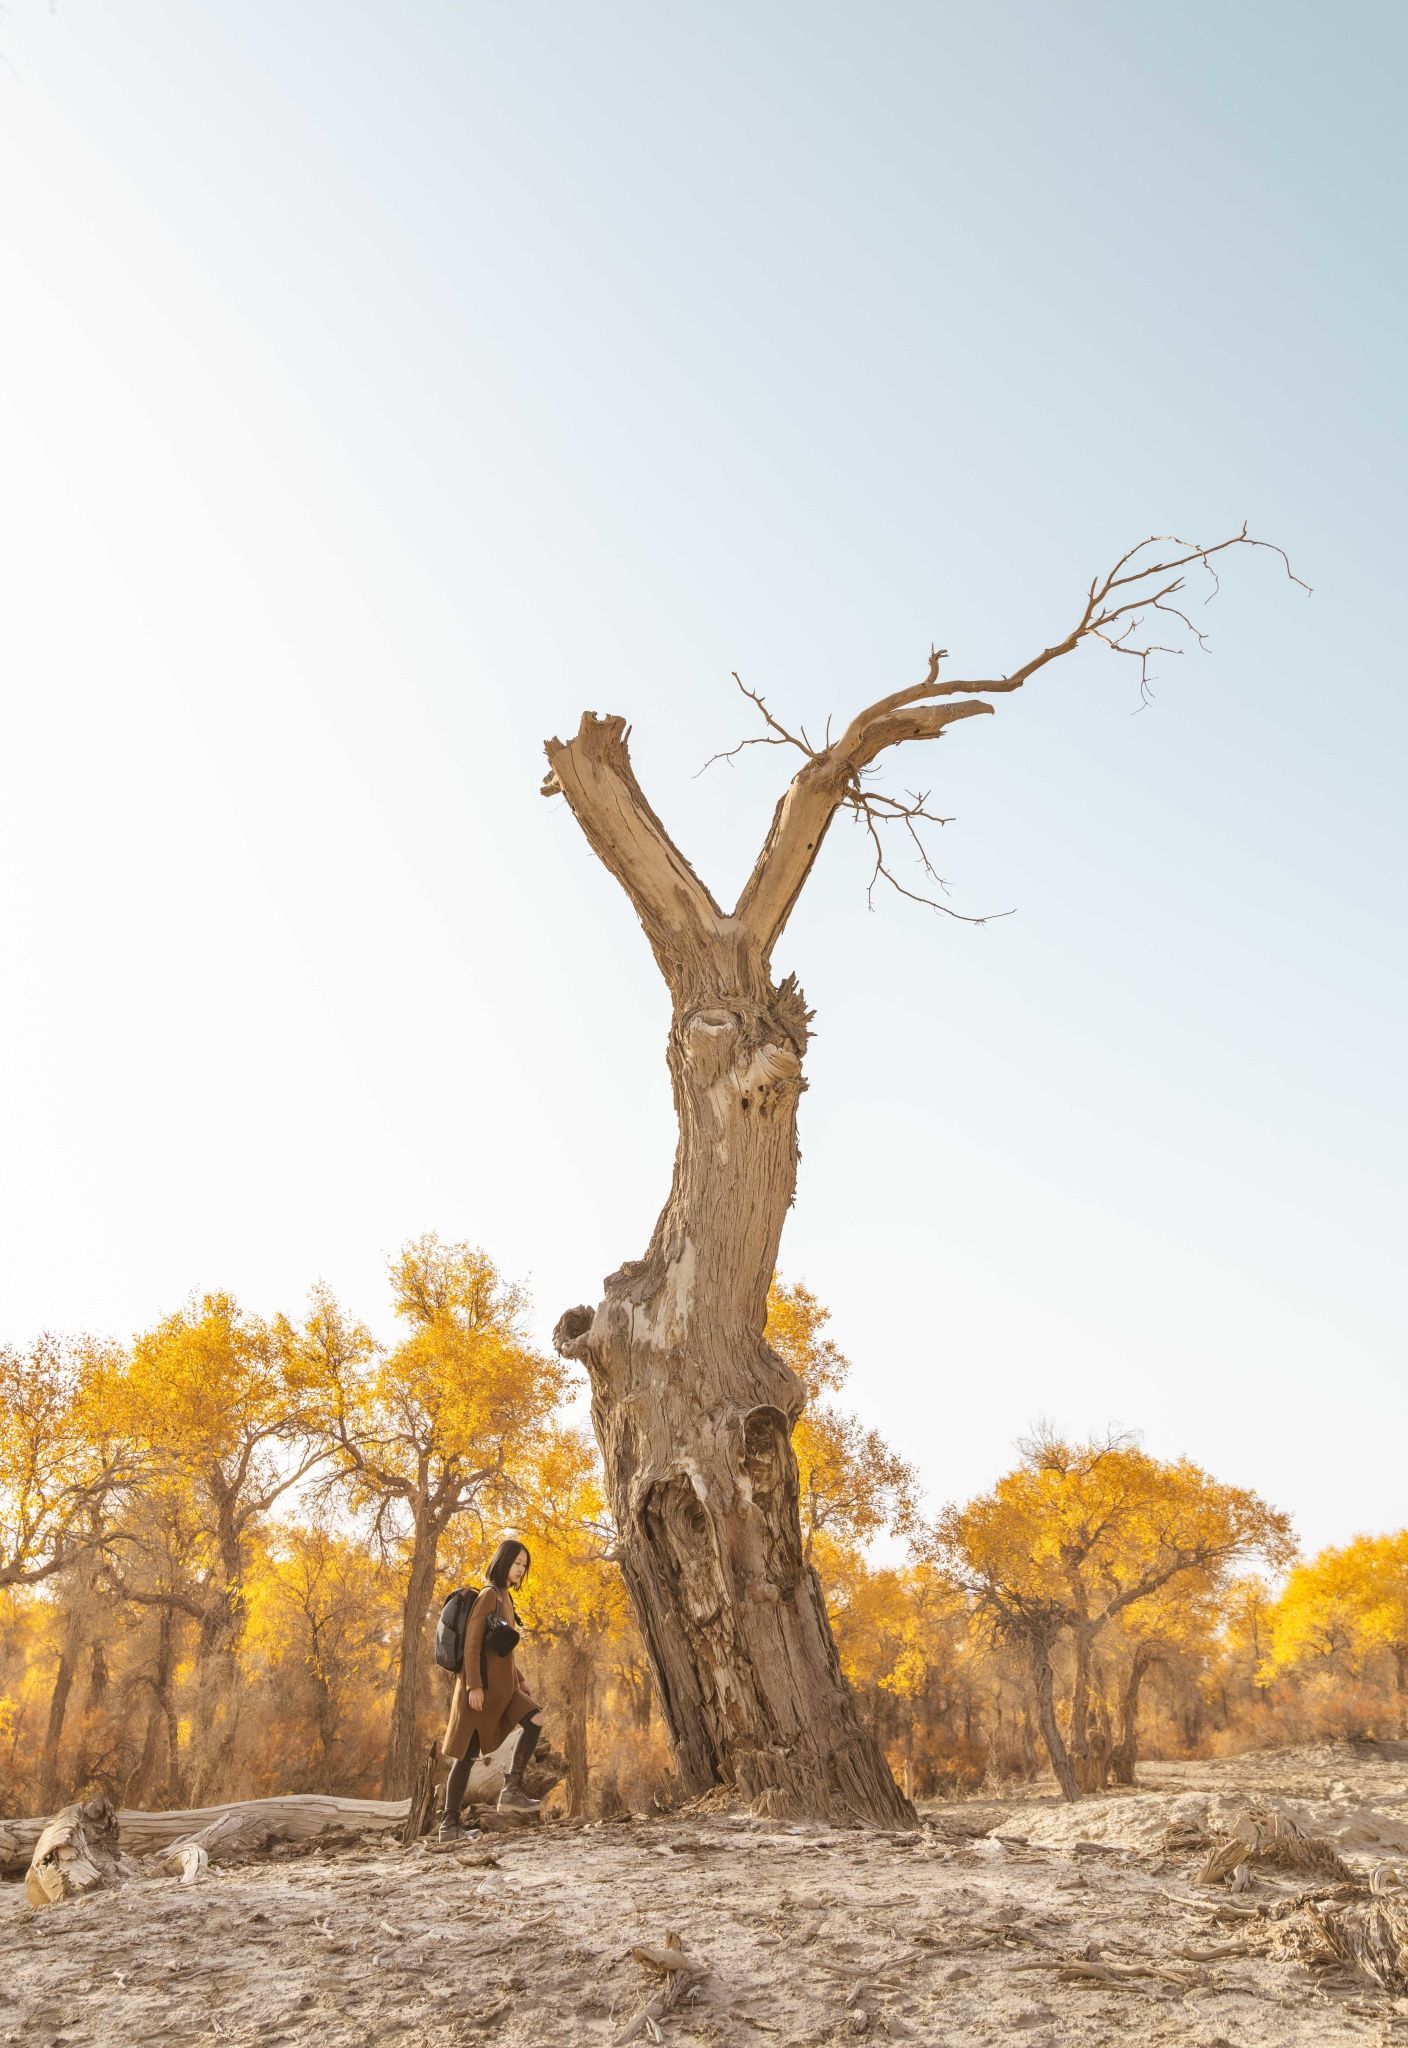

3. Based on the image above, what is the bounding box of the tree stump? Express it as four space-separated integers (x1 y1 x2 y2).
25 1795 130 1907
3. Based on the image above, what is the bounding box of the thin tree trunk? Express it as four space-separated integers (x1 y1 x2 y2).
128 1702 163 1810
313 1668 339 1786
564 1639 592 1819
85 1641 110 1709
145 1607 182 1807
122 1606 180 1809
1394 1647 1408 1739
1020 1701 1038 1778
1030 1637 1079 1802
1111 1643 1157 1786
1067 1620 1099 1791
188 1606 243 1804
38 1550 100 1809
382 1520 439 1798
39 1643 79 1814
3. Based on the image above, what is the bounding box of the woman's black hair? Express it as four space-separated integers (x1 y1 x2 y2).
485 1539 530 1590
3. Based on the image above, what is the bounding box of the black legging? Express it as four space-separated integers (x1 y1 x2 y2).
443 1733 480 1823
444 1713 541 1822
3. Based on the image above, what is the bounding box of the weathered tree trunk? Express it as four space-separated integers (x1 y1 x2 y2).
553 948 910 1818
38 1547 103 1810
86 1638 110 1707
184 1506 250 1803
543 712 981 1822
383 1518 440 1798
541 549 1285 1816
1029 1637 1080 1802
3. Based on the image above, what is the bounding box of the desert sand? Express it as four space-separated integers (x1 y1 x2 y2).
4 1742 1407 2047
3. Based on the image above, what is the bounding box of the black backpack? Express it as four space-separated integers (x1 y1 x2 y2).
434 1586 479 1673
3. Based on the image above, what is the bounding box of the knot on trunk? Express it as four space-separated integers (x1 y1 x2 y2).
553 1304 596 1361
678 998 805 1122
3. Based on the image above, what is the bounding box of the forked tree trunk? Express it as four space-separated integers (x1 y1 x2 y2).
541 540 1281 1819
545 714 926 1824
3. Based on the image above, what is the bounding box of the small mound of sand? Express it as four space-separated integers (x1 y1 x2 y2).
1013 1788 1408 1862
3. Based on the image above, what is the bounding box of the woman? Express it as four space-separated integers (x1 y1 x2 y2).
440 1538 545 1837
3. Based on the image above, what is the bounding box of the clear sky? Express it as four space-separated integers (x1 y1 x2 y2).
1 1 1403 1556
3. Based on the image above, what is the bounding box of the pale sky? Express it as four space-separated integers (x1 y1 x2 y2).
1 1 1403 1557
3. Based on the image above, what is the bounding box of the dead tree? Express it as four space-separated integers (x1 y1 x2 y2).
544 528 1304 1825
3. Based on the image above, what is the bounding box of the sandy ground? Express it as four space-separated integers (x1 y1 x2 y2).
4 1742 1407 2048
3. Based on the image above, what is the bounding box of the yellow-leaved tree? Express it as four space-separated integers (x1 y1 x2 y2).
938 1430 1294 1799
1267 1534 1408 1733
509 1427 632 1816
0 1335 129 1591
105 1293 326 1797
298 1237 568 1797
243 1520 398 1790
765 1280 918 1568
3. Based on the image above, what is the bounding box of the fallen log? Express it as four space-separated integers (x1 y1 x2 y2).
4 1739 566 1878
1 1793 408 1879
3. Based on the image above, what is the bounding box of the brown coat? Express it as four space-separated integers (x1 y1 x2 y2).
442 1585 537 1763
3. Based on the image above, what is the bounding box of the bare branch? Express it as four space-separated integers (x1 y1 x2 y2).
696 674 815 775
730 526 1305 954
543 713 725 975
854 803 1010 925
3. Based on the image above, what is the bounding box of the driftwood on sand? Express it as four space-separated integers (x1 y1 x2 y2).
2 1792 410 1884
24 1796 135 1907
10 1741 565 1903
1196 1803 1356 1889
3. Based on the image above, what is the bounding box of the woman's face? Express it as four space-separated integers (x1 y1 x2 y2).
508 1549 527 1586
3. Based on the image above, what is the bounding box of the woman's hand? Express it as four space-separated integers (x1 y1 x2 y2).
467 1687 484 1712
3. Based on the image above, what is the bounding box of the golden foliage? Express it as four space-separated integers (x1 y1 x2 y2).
7 1256 1408 1816
939 1430 1295 1635
766 1281 918 1556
